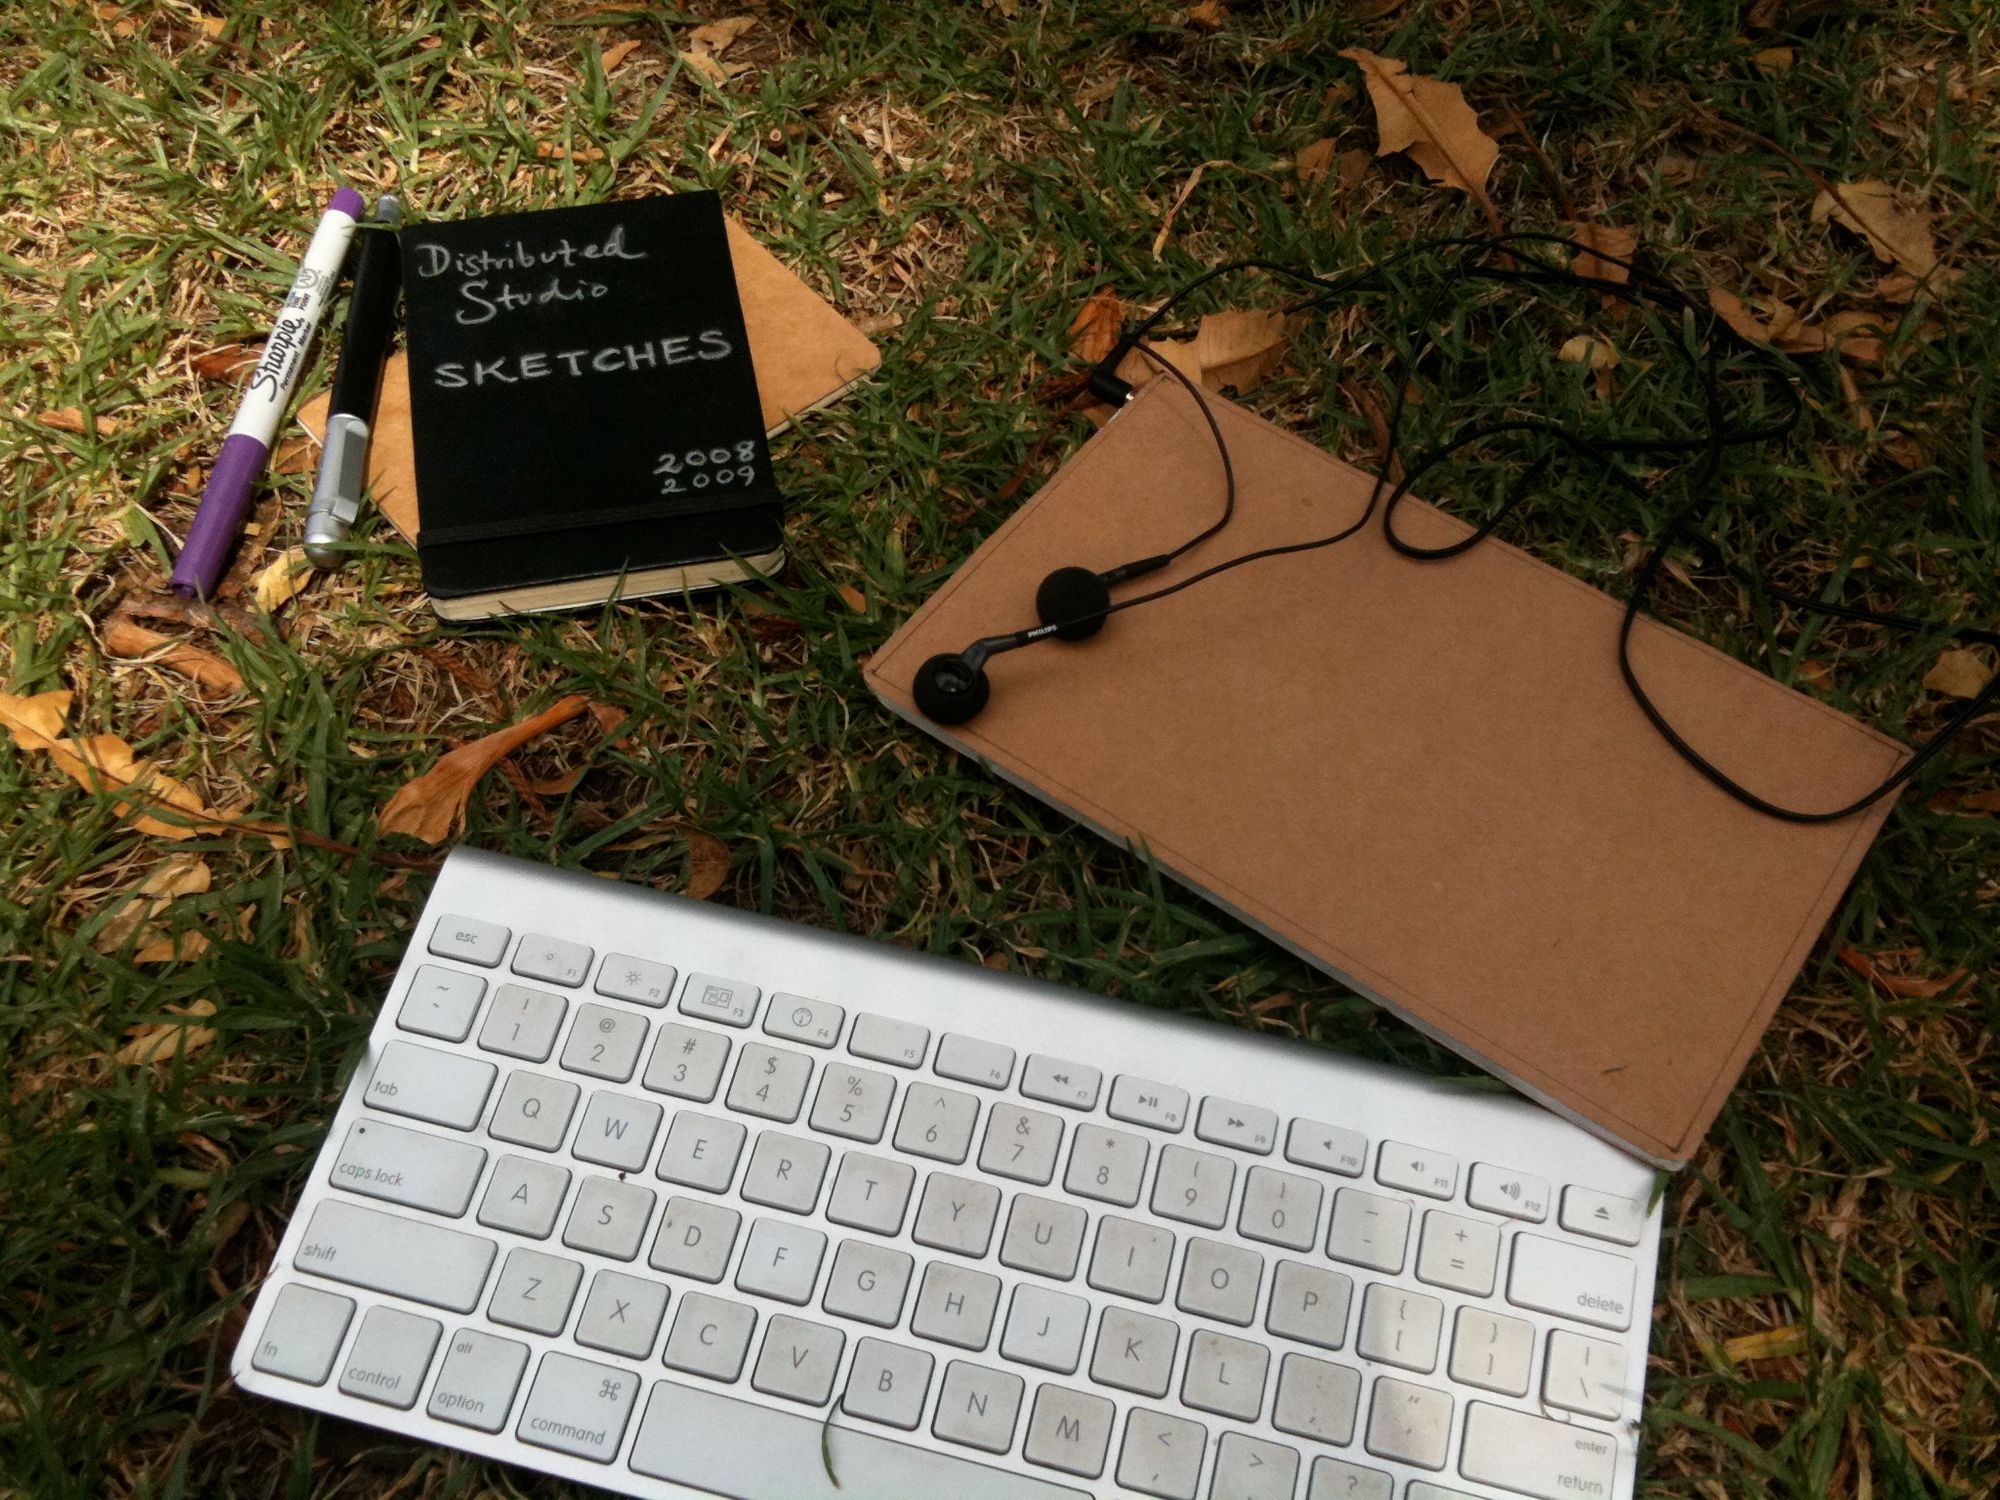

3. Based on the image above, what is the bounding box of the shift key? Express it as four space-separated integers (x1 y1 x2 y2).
295 1199 497 1313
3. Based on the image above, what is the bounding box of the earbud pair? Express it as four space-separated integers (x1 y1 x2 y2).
912 558 1164 724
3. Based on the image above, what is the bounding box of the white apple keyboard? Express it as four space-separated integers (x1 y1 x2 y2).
234 846 1661 1499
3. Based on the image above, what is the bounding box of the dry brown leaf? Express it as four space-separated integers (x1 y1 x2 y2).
103 617 243 693
1723 1324 1806 1363
837 584 868 614
1151 161 1228 258
1558 334 1619 370
1066 287 1125 365
2 688 225 838
1295 137 1336 188
252 547 315 613
1336 148 1370 195
378 695 592 844
1339 49 1502 233
37 407 119 437
1923 647 1994 699
689 15 754 53
1116 308 1294 397
1811 181 1942 280
192 342 262 382
536 141 608 163
94 853 212 952
117 999 218 1067
1750 46 1794 71
600 39 640 71
1837 945 1971 999
680 48 731 85
0 687 72 743
684 829 731 900
1875 271 1921 305
1956 787 2000 814
1186 1 1228 32
133 931 211 963
589 703 628 737
1568 223 1637 284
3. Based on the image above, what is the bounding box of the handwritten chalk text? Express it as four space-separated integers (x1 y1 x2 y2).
431 331 736 388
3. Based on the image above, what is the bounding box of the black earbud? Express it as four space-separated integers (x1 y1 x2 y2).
1035 567 1112 639
912 651 991 725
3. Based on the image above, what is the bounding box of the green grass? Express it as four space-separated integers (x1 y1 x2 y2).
2 1 1996 1496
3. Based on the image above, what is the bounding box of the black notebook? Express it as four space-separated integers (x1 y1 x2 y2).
400 193 784 619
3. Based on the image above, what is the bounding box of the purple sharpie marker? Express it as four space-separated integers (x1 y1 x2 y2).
170 187 366 598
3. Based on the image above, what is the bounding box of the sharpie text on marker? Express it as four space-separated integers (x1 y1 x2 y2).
431 332 737 388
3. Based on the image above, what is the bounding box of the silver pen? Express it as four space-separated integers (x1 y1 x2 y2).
305 195 402 568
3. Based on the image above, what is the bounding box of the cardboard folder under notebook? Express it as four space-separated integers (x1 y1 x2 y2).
867 379 1909 1167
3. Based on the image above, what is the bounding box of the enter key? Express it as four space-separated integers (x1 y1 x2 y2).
1461 1403 1619 1499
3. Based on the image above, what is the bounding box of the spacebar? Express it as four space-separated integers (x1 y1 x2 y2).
629 1381 1089 1500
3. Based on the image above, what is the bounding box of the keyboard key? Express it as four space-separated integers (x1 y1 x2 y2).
397 965 486 1041
1024 1383 1115 1478
427 1327 529 1432
1151 1145 1234 1228
999 1195 1088 1279
363 1040 496 1131
1213 1432 1300 1500
1195 1097 1277 1155
1272 1360 1368 1448
843 1337 933 1429
661 1292 758 1381
294 1200 496 1313
1266 1260 1353 1350
911 1262 1001 1349
428 913 508 968
1416 1210 1500 1296
810 1062 897 1143
1375 1140 1457 1200
1467 1162 1551 1221
559 1002 648 1082
488 1247 582 1336
1406 1485 1480 1500
752 1314 845 1404
640 1022 730 1102
1560 1184 1647 1245
575 1269 669 1359
338 1304 440 1409
487 1070 578 1152
1307 1456 1391 1500
562 1175 655 1261
1364 1377 1451 1469
1460 1401 1620 1496
935 1032 1015 1089
649 1196 740 1282
735 1218 827 1304
680 972 759 1029
1543 1329 1629 1419
825 1151 917 1235
1116 1408 1206 1500
765 992 845 1048
980 1102 1064 1185
1176 1237 1264 1326
822 1239 914 1327
655 1112 746 1193
999 1284 1090 1373
595 951 676 1008
571 1090 661 1172
726 1042 815 1122
934 1360 1025 1452
1180 1329 1267 1420
1449 1307 1534 1396
1239 1166 1323 1251
912 1172 1001 1257
516 1350 640 1462
895 1082 980 1163
512 933 592 988
249 1283 353 1385
740 1132 830 1214
851 1012 929 1068
1507 1233 1636 1330
1021 1054 1100 1110
1108 1075 1189 1132
1065 1124 1148 1206
330 1118 485 1217
478 985 567 1062
1326 1187 1410 1273
1089 1306 1179 1398
1087 1216 1175 1302
633 1378 1084 1498
1356 1283 1442 1373
1286 1118 1368 1177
